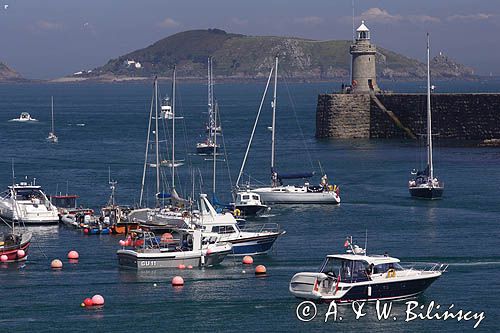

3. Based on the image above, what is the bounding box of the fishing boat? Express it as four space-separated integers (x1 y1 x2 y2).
116 228 232 269
289 236 447 303
235 56 341 204
9 112 37 122
233 189 269 217
47 97 58 143
191 194 284 255
0 218 31 262
409 34 444 199
196 57 220 155
0 178 59 224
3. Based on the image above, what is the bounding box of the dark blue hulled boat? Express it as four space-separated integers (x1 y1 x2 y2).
409 34 444 200
289 237 447 303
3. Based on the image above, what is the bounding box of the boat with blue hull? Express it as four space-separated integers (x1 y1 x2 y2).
194 194 285 256
289 237 447 303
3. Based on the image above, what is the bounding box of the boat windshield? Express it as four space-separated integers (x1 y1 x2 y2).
373 262 404 273
15 189 46 201
319 257 371 282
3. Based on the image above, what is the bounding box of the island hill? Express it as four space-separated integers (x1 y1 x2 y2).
0 62 24 82
64 29 474 82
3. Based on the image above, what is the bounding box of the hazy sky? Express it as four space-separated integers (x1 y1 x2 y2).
0 0 498 79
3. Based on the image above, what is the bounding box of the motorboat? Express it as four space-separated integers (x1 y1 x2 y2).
193 194 284 255
101 179 137 234
116 228 232 269
0 217 32 262
0 179 59 224
234 56 340 205
233 190 269 216
196 140 219 155
9 112 38 122
289 237 447 303
409 34 444 199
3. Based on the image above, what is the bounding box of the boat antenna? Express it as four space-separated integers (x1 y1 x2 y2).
364 229 368 255
11 158 15 186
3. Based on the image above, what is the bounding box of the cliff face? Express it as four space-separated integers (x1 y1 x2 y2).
68 29 476 81
0 62 22 81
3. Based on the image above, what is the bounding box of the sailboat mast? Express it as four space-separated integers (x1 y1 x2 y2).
139 80 155 207
155 78 160 206
426 33 434 180
270 56 278 177
51 96 55 134
212 101 218 195
172 67 176 189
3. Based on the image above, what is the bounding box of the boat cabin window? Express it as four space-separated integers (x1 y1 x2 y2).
242 195 250 200
372 262 404 274
252 195 259 200
320 257 371 282
211 225 236 234
15 189 44 201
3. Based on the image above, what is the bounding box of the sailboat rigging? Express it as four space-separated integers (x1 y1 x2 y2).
235 56 341 205
47 96 58 143
408 34 444 199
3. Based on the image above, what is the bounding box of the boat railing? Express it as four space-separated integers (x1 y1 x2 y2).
402 262 448 273
240 223 280 234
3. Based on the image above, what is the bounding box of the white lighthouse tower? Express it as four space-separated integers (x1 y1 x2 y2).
350 21 380 93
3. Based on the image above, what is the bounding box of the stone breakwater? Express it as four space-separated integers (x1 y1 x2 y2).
316 93 500 141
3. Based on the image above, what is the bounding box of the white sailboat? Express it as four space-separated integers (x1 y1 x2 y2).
235 56 341 204
196 57 220 155
47 96 58 143
408 34 444 199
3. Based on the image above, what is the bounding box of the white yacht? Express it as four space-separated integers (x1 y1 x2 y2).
192 194 284 256
290 237 447 303
0 179 59 224
10 112 37 122
235 56 340 205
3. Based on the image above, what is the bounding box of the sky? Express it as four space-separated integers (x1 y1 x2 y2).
0 0 498 79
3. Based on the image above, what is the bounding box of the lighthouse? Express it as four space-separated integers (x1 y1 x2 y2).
350 21 380 93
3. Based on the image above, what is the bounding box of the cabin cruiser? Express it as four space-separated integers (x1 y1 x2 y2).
116 228 232 269
289 237 447 303
9 112 37 122
193 194 284 255
0 179 59 224
233 190 269 216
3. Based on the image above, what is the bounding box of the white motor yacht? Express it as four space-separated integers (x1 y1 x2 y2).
290 237 447 303
10 112 37 122
0 179 59 224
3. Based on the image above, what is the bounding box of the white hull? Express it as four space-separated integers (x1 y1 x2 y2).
253 186 340 204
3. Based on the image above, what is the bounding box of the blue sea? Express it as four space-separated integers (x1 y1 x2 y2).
0 79 499 332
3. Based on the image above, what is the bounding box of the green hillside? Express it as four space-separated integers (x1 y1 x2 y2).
76 29 474 81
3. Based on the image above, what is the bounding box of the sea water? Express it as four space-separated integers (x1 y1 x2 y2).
0 80 498 332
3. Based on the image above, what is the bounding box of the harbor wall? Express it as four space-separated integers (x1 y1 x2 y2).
316 93 500 140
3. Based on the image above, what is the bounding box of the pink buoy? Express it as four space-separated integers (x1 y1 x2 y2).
0 254 8 262
68 250 79 260
206 248 212 255
242 256 253 265
255 265 267 275
171 276 184 286
91 294 105 306
17 250 26 258
187 265 193 269
51 259 63 269
119 240 125 246
177 264 186 270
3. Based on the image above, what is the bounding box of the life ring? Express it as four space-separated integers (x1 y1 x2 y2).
234 209 241 217
386 269 396 278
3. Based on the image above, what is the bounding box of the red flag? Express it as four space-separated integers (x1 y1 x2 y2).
344 239 350 247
